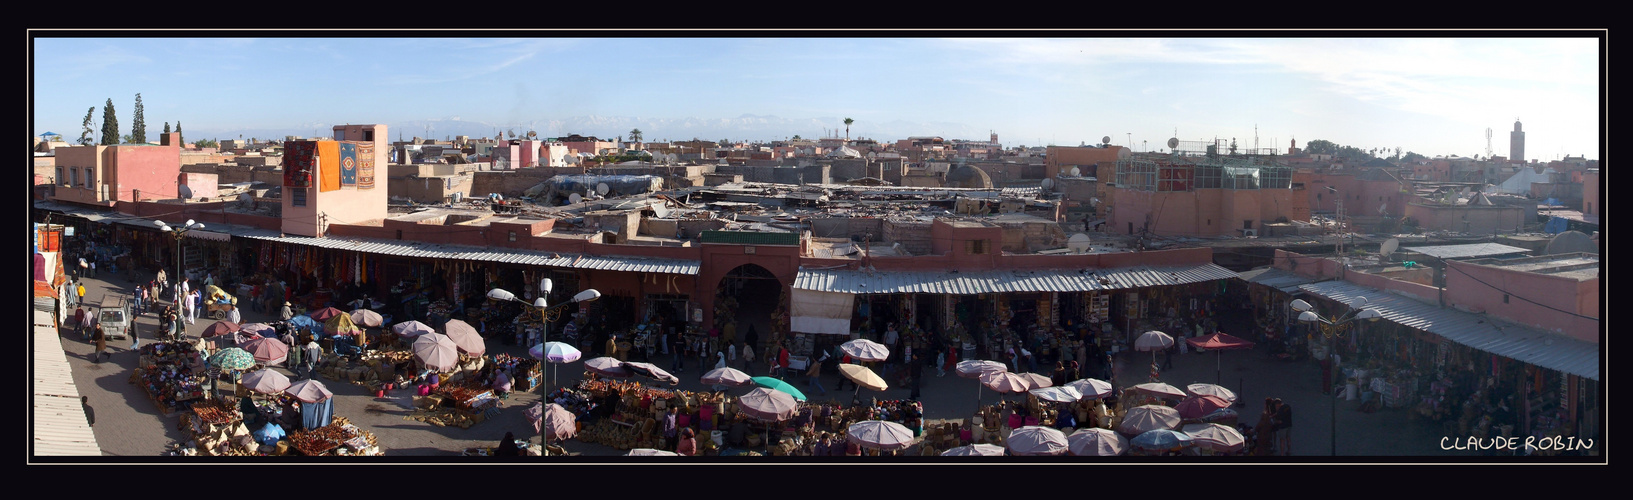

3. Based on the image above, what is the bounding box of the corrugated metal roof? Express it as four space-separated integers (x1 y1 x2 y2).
32 309 101 456
793 264 1236 295
1238 267 1327 293
1297 280 1599 381
1400 243 1530 259
238 234 700 275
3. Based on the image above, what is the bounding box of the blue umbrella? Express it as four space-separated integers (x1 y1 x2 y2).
1131 429 1194 453
751 376 807 401
287 315 316 329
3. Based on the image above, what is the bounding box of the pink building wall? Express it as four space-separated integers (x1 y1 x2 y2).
1582 170 1600 217
1444 260 1599 343
1110 187 1303 237
1402 203 1526 234
178 172 220 199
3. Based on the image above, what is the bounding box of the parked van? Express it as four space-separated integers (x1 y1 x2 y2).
98 295 131 340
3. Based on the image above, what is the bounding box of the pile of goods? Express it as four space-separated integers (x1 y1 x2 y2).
132 341 206 416
287 416 381 456
544 387 597 420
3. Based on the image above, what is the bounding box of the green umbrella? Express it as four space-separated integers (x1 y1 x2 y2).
208 347 256 371
751 376 807 402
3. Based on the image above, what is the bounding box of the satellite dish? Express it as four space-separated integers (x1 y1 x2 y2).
568 193 583 205
651 202 672 219
596 183 610 196
1067 233 1092 254
1068 166 1080 177
1380 238 1400 258
1101 136 1112 145
1040 178 1054 190
1167 137 1180 149
178 185 193 199
1544 231 1598 255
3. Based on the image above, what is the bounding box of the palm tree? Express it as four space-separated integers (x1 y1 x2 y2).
629 128 643 143
843 118 854 141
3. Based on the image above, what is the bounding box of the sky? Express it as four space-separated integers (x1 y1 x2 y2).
32 35 1602 160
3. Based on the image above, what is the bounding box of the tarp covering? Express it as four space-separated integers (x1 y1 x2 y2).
1493 167 1557 195
542 174 663 197
791 288 855 335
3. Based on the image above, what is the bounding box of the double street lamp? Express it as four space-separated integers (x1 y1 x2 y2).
156 219 205 338
1290 297 1381 456
488 279 601 394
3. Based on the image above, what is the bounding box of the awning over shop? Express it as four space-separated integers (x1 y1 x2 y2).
1237 267 1326 294
790 289 854 335
185 230 233 242
791 263 1237 295
1297 280 1599 381
237 234 701 275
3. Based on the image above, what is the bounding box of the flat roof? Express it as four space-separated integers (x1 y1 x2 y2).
1399 243 1530 259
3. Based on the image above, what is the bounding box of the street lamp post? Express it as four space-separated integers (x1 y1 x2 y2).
155 219 205 339
488 279 601 395
1290 297 1380 456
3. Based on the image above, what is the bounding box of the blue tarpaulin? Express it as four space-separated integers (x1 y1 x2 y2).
302 399 334 430
1544 216 1569 234
254 423 286 446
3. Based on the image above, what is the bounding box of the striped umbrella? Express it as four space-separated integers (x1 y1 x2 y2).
735 387 799 422
1019 372 1053 389
1135 330 1174 381
980 371 1034 395
1029 386 1083 404
1186 383 1239 404
239 323 276 338
202 320 241 338
1131 382 1187 400
624 362 680 385
626 448 679 456
532 341 582 363
1175 395 1233 420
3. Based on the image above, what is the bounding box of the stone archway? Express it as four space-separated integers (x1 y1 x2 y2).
714 263 784 356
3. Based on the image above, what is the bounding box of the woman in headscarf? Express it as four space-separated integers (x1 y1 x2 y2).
493 369 513 399
676 428 697 456
496 432 521 456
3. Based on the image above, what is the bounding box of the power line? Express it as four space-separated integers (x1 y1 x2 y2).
1444 261 1599 321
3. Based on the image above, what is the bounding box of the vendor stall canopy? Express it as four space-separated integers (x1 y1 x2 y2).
792 263 1236 295
237 234 699 275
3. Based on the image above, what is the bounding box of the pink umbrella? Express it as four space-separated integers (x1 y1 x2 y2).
241 368 291 395
308 307 345 321
1117 405 1181 436
1019 372 1053 389
1131 382 1187 400
958 360 1008 405
239 323 276 337
701 367 754 387
528 403 577 441
1175 395 1233 420
584 357 631 378
1006 426 1070 456
442 319 486 356
1066 378 1114 399
202 320 241 338
981 371 1034 394
1067 428 1128 456
411 333 459 372
284 379 333 404
240 337 289 365
735 387 799 422
846 420 916 451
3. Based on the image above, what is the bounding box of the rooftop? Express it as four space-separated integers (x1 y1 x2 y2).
1461 252 1600 280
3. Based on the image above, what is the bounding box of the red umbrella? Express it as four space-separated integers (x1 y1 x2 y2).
1186 332 1256 385
1175 395 1233 420
308 307 345 321
202 320 241 338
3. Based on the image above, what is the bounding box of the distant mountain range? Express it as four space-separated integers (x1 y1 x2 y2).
187 115 997 145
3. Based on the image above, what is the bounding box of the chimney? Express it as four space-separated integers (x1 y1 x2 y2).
160 132 181 147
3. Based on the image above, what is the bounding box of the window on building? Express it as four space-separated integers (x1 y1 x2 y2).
56 167 64 185
966 240 987 255
363 131 374 142
70 167 79 187
508 230 517 242
292 188 307 207
1193 164 1222 189
1260 166 1291 189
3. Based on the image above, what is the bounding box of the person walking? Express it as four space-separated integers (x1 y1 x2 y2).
284 327 302 370
75 282 86 308
741 343 754 372
131 286 143 316
92 324 108 363
669 331 686 374
189 289 202 325
73 307 86 338
302 340 323 380
129 319 141 351
1273 398 1293 456
908 354 924 400
776 344 791 380
805 349 829 396
662 406 680 451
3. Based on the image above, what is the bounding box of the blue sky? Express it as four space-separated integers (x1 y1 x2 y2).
33 36 1601 160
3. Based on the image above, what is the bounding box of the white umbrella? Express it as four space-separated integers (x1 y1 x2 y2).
1006 426 1070 456
1068 428 1128 456
1135 330 1174 381
350 309 383 328
626 448 679 456
1182 423 1246 453
980 371 1034 394
1066 378 1114 399
839 339 889 362
1029 386 1083 404
412 333 459 372
957 359 1008 406
533 341 582 363
1186 383 1239 404
941 443 1008 456
846 420 916 451
393 320 435 338
1118 405 1182 436
701 366 754 387
1131 382 1187 400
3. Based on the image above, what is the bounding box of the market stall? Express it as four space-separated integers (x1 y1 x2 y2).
133 340 208 416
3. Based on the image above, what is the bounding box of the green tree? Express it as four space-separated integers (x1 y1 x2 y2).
1402 151 1427 163
163 122 171 134
78 107 95 145
175 121 182 144
628 128 643 142
791 135 801 140
99 99 119 145
1305 139 1336 155
719 138 730 147
194 138 218 149
844 117 854 140
131 93 146 144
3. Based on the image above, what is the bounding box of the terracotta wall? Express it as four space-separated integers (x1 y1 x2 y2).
1445 260 1599 343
